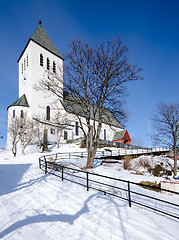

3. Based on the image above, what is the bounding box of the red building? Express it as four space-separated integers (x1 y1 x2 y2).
113 129 131 145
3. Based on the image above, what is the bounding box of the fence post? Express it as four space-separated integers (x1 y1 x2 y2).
128 181 131 207
62 166 64 181
87 172 89 191
56 153 57 161
45 158 47 174
69 153 71 159
39 158 41 169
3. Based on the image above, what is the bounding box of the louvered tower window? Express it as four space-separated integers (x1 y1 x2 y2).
21 63 23 74
47 58 50 70
24 59 26 71
40 54 43 66
53 61 56 73
27 55 28 67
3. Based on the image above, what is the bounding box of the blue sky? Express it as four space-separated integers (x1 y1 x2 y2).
0 0 179 148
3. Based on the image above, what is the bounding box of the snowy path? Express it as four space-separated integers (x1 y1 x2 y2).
0 147 179 239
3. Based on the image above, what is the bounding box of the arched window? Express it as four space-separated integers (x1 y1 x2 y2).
46 106 50 120
47 58 50 70
75 122 79 136
13 110 15 118
21 110 23 118
104 129 106 141
53 61 56 73
40 54 43 66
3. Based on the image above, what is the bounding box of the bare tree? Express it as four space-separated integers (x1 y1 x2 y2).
8 115 21 156
152 102 179 176
33 118 43 148
18 113 34 155
37 39 142 168
52 111 72 148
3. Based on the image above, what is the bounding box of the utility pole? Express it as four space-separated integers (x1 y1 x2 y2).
0 136 3 149
148 120 150 149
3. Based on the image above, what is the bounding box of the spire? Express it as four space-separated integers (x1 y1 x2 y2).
38 6 42 25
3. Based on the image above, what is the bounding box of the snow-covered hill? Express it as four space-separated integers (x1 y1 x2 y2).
0 145 178 239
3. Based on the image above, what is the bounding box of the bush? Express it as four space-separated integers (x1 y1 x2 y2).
140 181 161 192
123 156 132 170
152 164 164 177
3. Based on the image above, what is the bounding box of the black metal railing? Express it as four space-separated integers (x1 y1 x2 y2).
39 152 179 220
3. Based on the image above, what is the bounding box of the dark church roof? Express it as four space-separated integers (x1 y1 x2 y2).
61 93 124 129
7 94 30 109
18 23 63 62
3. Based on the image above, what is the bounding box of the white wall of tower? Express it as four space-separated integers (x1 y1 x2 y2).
18 41 63 120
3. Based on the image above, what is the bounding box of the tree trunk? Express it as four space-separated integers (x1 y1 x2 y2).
21 145 25 155
86 123 101 169
42 129 48 152
12 141 17 156
86 126 95 168
173 144 177 176
56 129 60 149
38 131 41 148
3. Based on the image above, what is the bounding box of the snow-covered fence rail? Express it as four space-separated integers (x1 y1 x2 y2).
39 153 179 220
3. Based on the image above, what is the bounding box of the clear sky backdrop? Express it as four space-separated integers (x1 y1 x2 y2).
0 0 179 148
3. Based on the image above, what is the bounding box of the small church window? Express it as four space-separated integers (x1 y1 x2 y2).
53 61 56 73
47 58 50 70
75 122 79 136
46 106 50 120
24 59 26 71
40 54 44 66
22 63 23 74
27 55 28 67
50 128 55 135
21 110 23 118
13 110 15 118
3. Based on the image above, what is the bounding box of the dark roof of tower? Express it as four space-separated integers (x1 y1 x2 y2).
18 23 63 62
7 94 30 109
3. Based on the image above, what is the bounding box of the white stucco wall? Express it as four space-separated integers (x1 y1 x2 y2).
59 112 123 143
6 106 30 149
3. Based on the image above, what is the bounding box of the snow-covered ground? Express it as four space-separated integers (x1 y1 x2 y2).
0 145 178 240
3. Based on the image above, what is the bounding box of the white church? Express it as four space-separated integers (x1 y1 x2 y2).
7 21 131 147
